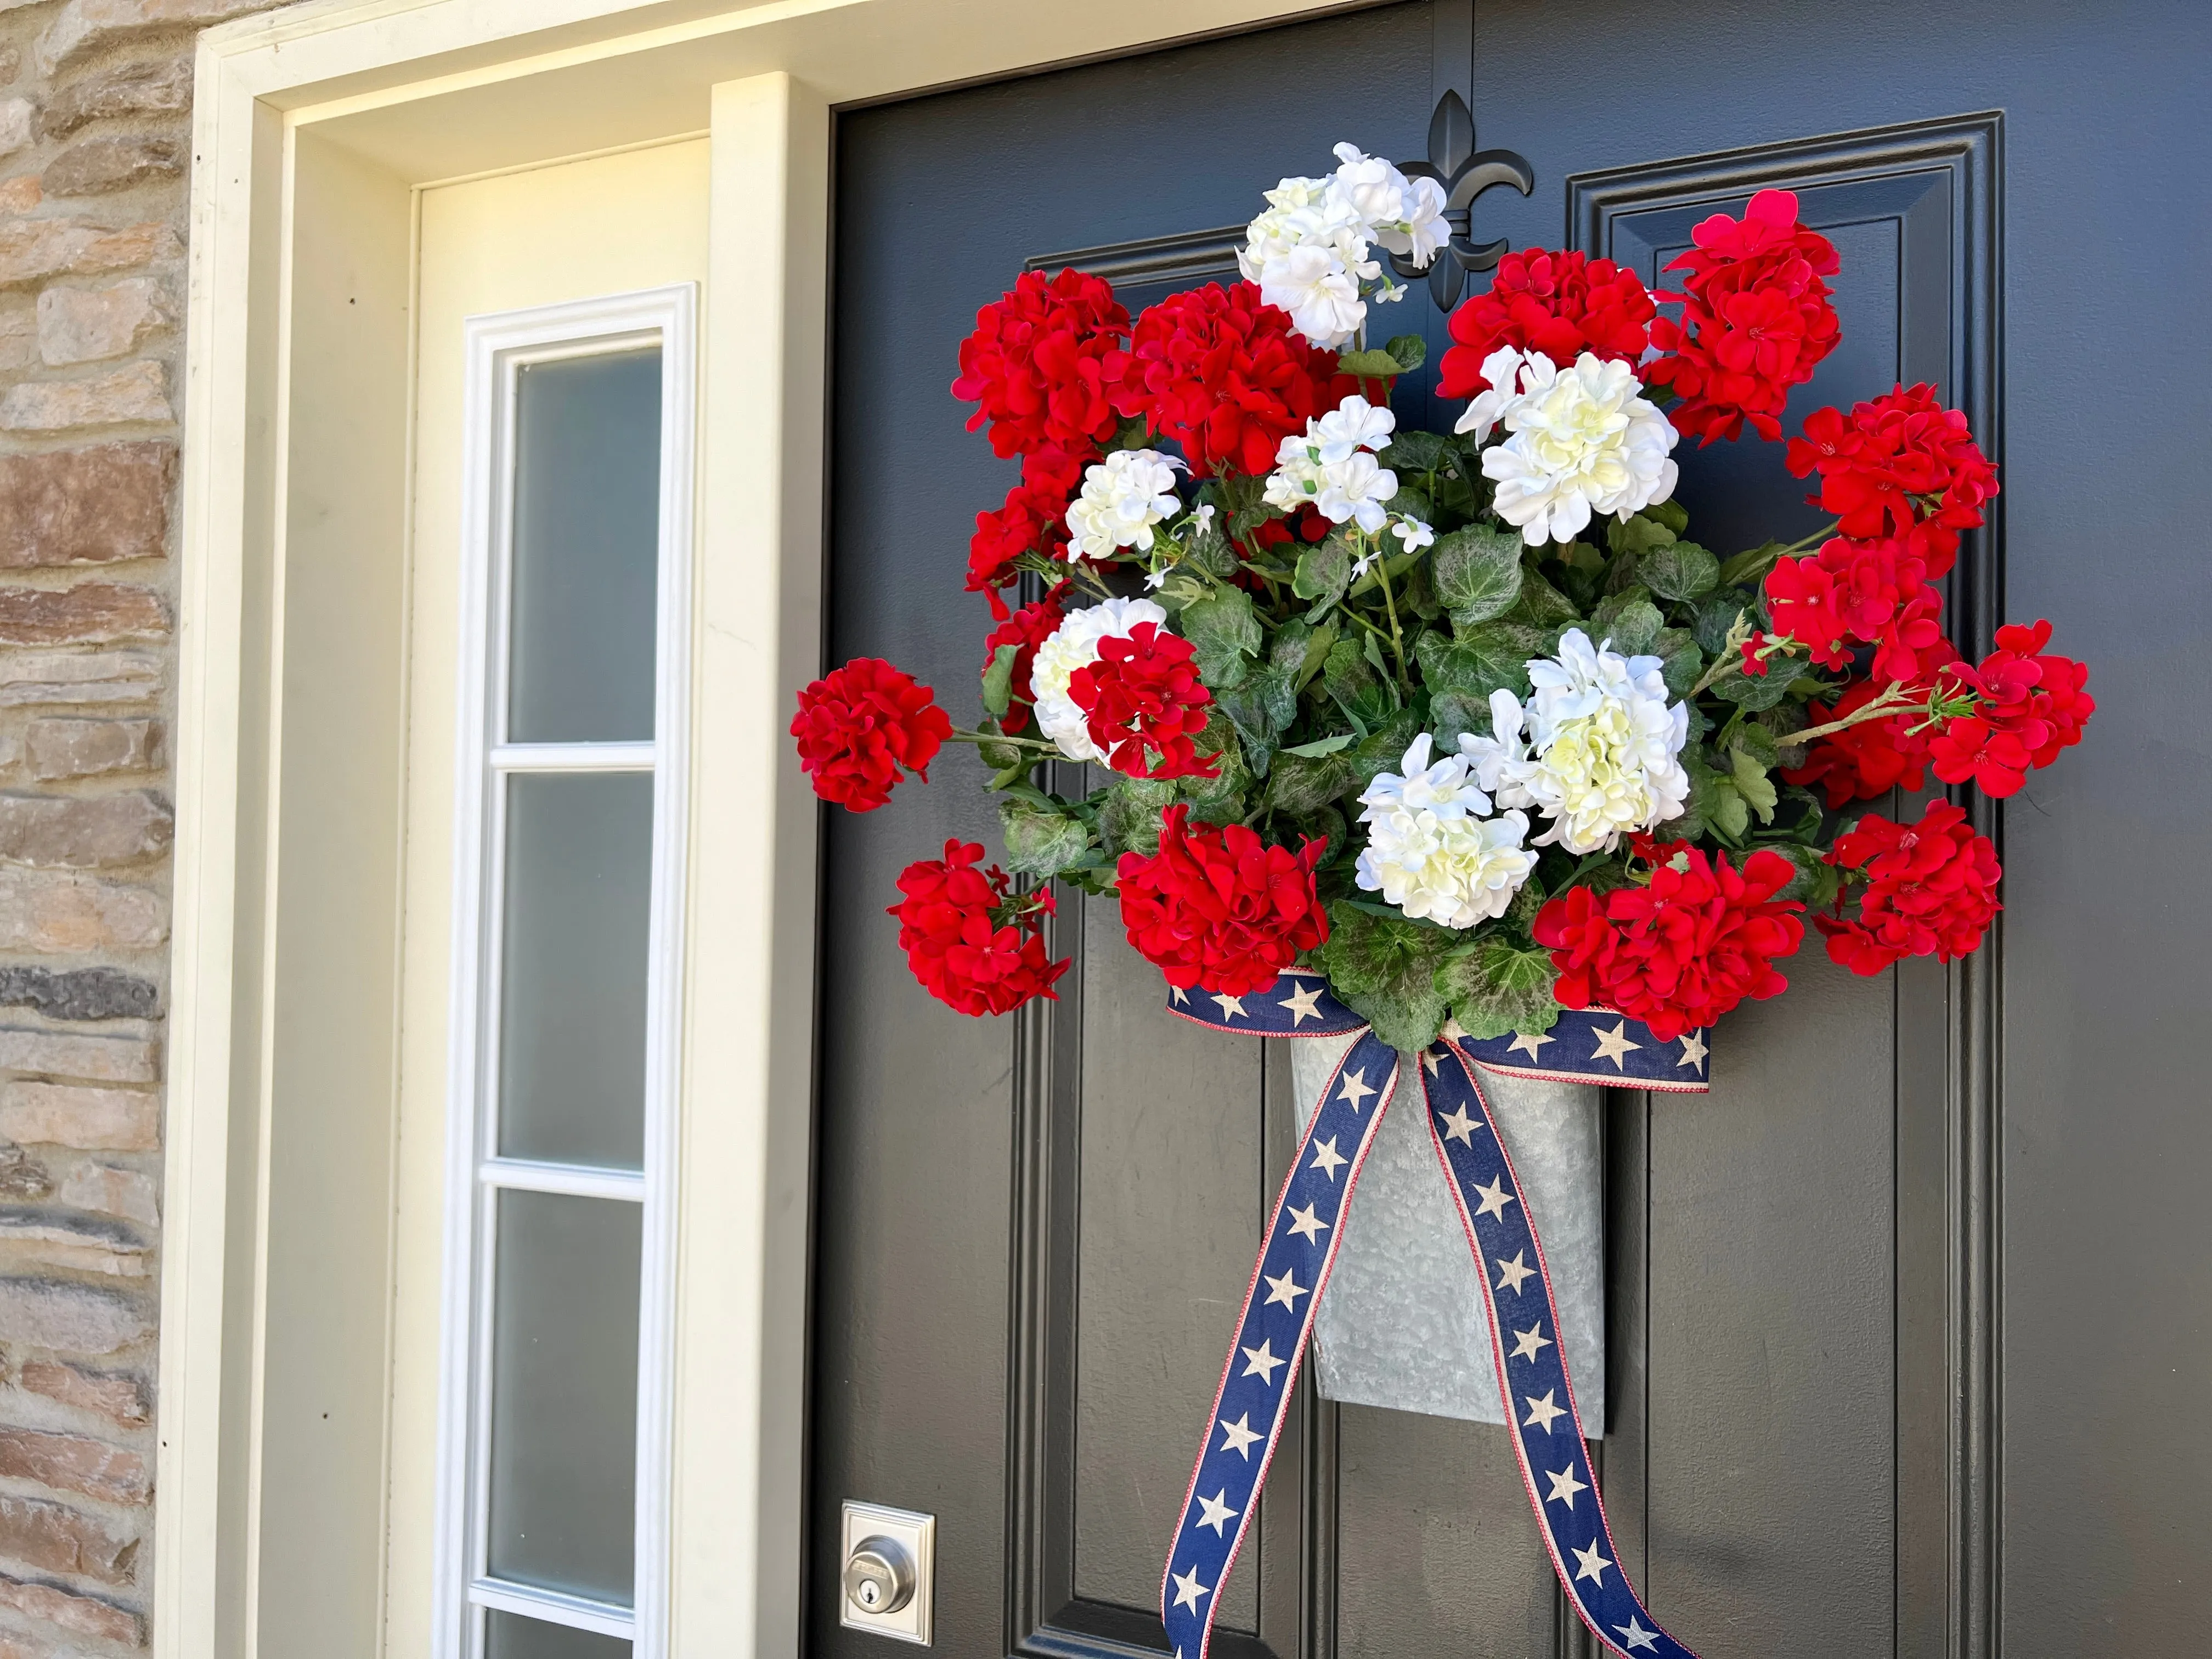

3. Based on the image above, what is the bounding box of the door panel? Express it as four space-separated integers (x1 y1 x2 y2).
816 2 2212 1655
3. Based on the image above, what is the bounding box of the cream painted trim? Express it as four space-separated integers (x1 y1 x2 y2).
172 3 1344 1657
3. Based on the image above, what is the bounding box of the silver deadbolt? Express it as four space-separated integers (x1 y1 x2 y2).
844 1534 916 1615
839 1501 935 1644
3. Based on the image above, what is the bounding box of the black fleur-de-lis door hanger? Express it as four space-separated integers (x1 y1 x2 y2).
1391 89 1536 309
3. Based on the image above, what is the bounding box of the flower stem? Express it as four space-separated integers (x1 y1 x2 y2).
1369 533 1412 689
1775 518 1843 557
946 728 1059 753
1785 681 1923 746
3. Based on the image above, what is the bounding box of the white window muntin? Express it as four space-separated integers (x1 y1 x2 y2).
438 284 696 1659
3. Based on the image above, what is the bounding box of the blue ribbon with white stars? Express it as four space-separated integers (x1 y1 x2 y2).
1159 969 1704 1659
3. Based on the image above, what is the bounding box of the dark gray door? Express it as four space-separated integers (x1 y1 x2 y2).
815 3 2212 1654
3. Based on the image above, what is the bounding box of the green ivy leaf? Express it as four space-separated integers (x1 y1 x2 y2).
1389 430 1454 475
1431 524 1526 628
1728 744 1779 825
1215 663 1297 776
1265 748 1358 815
1336 348 1408 377
1293 535 1352 606
1718 539 1789 589
1729 723 1781 769
1639 541 1722 603
998 798 1093 877
1693 591 1756 657
1316 902 1452 1052
1097 776 1177 857
1323 636 1396 729
980 642 1020 720
1348 708 1423 787
1715 661 1798 712
1653 628 1704 698
1606 512 1678 557
1382 334 1429 374
1644 498 1690 535
1282 731 1357 758
1499 563 1579 625
1180 586 1263 690
1763 841 1842 909
1437 621 1549 699
1594 597 1663 658
1436 939 1562 1041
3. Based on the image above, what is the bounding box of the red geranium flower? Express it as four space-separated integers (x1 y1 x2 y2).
1116 282 1351 478
1781 676 1938 808
1116 806 1329 995
1436 250 1657 396
1532 847 1805 1041
1816 802 2000 974
791 657 954 812
1926 619 2094 798
951 268 1131 459
890 841 1070 1016
1763 535 1945 685
966 444 1091 607
1645 189 1841 444
1784 385 1998 577
1069 622 1218 780
979 583 1071 734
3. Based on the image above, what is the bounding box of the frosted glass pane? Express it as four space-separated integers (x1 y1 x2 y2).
498 772 651 1169
487 1191 641 1604
508 348 661 743
486 1611 630 1659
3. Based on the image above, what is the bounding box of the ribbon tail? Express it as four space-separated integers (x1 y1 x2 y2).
1420 1040 1700 1658
1159 1028 1399 1659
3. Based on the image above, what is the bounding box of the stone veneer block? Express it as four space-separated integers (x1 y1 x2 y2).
0 444 173 566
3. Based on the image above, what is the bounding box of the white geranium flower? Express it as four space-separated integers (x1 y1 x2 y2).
1460 628 1690 854
1265 395 1400 533
1456 350 1680 547
1029 597 1171 763
1260 240 1371 351
1328 143 1449 267
1063 449 1183 561
1390 516 1435 551
1355 733 1536 927
1237 174 1332 281
1315 451 1397 534
1313 393 1395 462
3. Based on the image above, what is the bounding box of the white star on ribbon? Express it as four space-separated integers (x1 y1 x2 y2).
1544 1464 1588 1509
1506 1028 1555 1060
1287 1203 1329 1244
1170 1565 1211 1611
1572 1539 1612 1586
1262 1268 1307 1310
1678 1029 1708 1069
1335 1067 1376 1111
1216 1413 1262 1459
1522 1390 1566 1434
1615 1617 1661 1652
1495 1251 1536 1294
1195 1489 1239 1536
1419 1047 1442 1076
1278 981 1325 1025
1170 986 1189 1006
1308 1136 1347 1181
1510 1322 1551 1362
1437 1103 1482 1146
1212 993 1249 1020
1472 1175 1517 1221
1240 1339 1285 1386
1589 1019 1642 1069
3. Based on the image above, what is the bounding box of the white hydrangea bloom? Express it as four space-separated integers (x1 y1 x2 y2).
1355 733 1537 928
1454 348 1680 547
1063 449 1183 561
1264 394 1400 534
1029 597 1170 764
1460 628 1690 854
1238 143 1443 349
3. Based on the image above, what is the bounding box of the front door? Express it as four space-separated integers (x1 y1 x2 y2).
815 3 2211 1654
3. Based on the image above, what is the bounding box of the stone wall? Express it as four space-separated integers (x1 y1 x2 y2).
0 2 285 1652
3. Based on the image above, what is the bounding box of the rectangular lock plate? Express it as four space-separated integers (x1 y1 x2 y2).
839 1500 935 1645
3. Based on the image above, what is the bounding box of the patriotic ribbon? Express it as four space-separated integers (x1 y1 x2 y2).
1158 969 1707 1659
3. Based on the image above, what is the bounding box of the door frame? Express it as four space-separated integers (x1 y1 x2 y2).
169 2 1371 1656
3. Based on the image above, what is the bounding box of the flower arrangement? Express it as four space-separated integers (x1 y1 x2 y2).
795 146 2091 1054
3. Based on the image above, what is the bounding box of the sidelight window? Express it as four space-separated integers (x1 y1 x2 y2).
438 288 695 1659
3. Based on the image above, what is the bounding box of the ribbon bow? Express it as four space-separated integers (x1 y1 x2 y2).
1159 969 1707 1659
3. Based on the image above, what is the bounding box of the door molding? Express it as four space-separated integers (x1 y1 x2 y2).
1569 112 2005 1659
